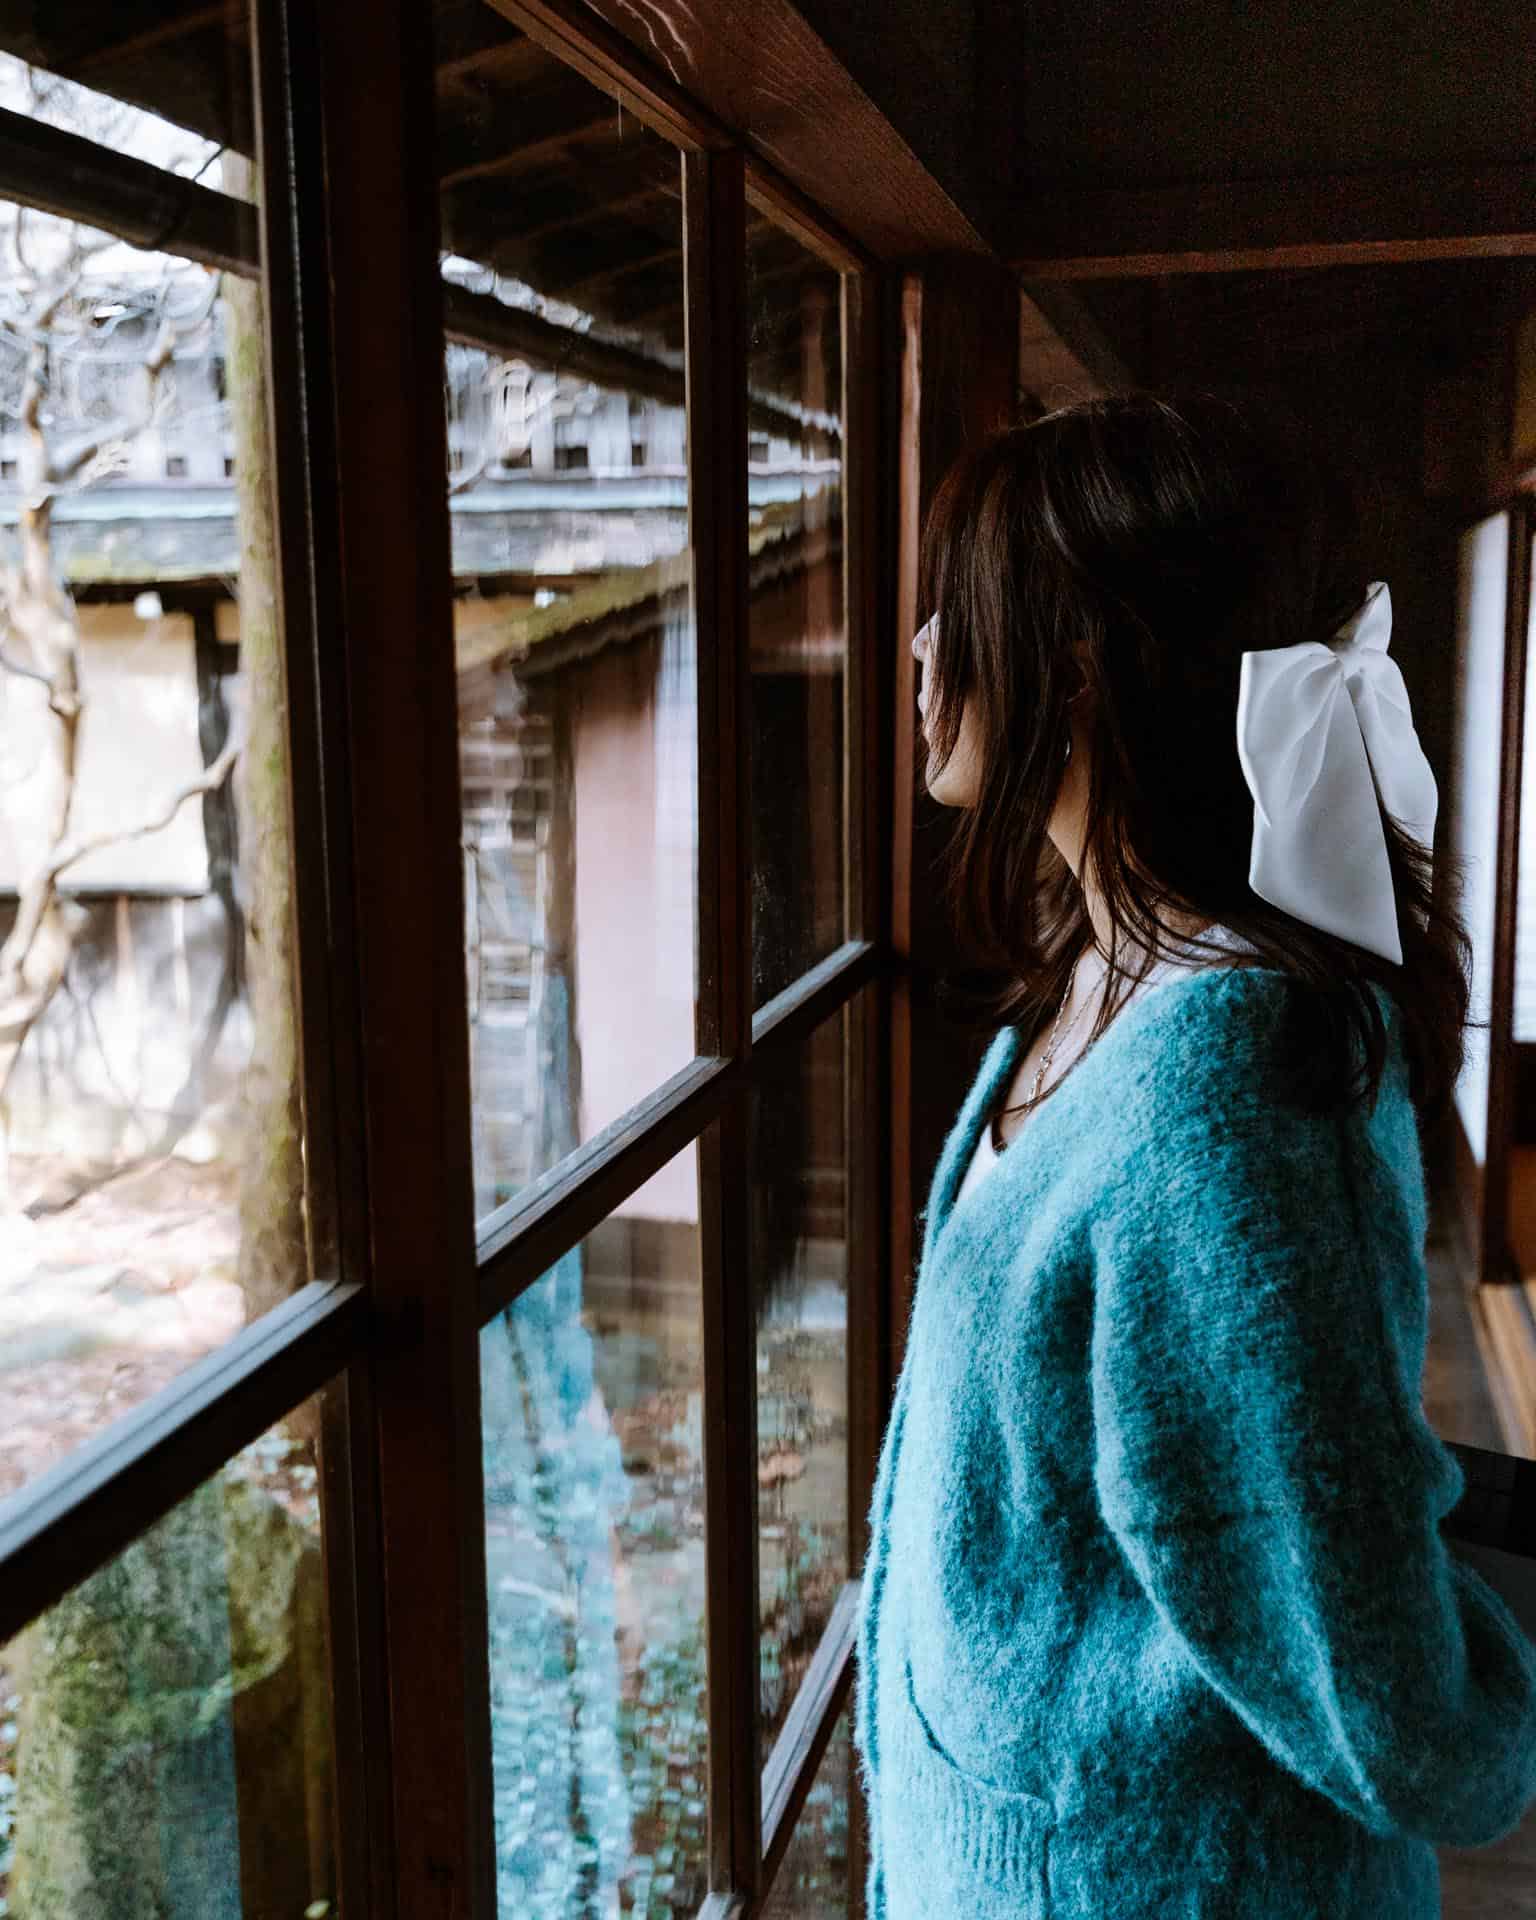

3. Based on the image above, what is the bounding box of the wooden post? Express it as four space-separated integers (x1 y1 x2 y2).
890 256 1021 1377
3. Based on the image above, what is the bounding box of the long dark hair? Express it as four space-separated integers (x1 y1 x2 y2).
918 390 1473 1121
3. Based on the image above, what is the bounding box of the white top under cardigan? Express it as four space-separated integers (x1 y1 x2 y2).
954 924 1261 1210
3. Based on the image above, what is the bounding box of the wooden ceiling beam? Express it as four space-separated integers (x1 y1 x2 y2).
62 4 231 78
435 32 549 93
995 164 1536 278
500 181 673 247
439 110 620 188
553 241 681 301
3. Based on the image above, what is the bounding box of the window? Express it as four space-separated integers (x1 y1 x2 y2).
440 42 694 1223
746 204 848 1005
0 8 344 1908
0 22 317 1508
0 4 885 1916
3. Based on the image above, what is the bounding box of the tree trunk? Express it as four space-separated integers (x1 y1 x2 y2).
220 155 309 1326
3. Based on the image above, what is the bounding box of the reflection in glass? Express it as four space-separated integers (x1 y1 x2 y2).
759 1702 854 1920
435 6 697 1218
0 20 313 1499
746 209 846 1005
481 1144 706 1917
0 1396 335 1916
754 1005 849 1769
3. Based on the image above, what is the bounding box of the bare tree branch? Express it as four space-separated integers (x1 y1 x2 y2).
47 272 216 488
48 309 176 484
0 729 242 1005
449 449 493 496
13 202 37 281
49 728 242 887
18 275 79 438
0 637 56 694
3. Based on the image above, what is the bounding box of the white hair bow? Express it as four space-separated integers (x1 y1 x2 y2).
1235 581 1437 966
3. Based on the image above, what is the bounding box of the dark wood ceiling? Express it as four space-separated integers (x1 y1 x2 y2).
975 0 1536 193
976 0 1536 277
1076 257 1536 386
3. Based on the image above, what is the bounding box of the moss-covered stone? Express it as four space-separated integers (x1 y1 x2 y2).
5 1469 332 1918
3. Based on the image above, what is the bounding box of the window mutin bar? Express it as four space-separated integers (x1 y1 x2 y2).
248 0 362 1347
743 161 874 279
841 263 891 1909
1487 493 1535 1283
474 943 880 1329
697 1094 762 1903
842 252 890 1579
843 269 888 953
683 138 763 1904
751 936 881 1053
0 1280 365 1646
255 0 392 1906
474 1054 732 1319
312 0 494 1907
760 1584 859 1885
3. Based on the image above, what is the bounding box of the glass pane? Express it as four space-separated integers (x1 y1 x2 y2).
435 7 697 1221
0 1394 336 1916
754 1002 850 1770
746 207 846 1005
481 1143 706 1917
0 18 318 1499
759 1701 854 1920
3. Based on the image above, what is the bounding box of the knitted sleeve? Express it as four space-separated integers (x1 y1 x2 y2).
1088 976 1536 1849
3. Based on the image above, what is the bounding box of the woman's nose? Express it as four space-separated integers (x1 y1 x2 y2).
912 613 936 662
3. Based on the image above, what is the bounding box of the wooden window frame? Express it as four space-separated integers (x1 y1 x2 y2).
0 0 899 1913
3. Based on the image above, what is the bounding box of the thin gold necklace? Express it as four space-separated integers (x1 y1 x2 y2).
993 950 1099 1151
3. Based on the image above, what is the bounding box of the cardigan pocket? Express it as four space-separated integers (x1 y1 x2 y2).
881 1647 1054 1913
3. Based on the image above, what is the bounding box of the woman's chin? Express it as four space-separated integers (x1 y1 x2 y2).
922 758 968 808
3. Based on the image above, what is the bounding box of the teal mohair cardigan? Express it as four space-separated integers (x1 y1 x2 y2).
852 964 1536 1919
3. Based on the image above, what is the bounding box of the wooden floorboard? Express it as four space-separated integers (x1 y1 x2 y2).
1425 1183 1536 1909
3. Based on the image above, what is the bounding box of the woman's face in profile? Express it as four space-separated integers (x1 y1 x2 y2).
912 613 984 807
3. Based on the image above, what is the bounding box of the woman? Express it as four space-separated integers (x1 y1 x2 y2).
851 392 1536 1920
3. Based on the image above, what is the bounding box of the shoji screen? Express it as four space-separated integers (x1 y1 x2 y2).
1514 525 1536 1044
1450 510 1511 1166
